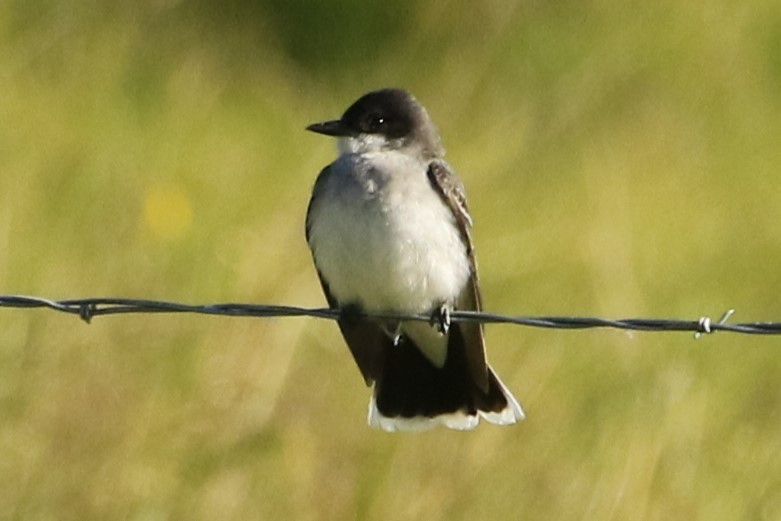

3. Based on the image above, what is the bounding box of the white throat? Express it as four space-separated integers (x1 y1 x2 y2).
338 134 405 155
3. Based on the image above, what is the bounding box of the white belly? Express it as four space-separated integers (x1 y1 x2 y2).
308 152 471 314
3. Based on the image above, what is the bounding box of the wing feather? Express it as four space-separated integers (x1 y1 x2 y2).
426 160 490 392
306 165 388 385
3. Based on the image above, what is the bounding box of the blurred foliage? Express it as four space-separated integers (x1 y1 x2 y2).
2 0 781 520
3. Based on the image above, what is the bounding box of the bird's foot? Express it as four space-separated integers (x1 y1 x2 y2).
430 304 451 335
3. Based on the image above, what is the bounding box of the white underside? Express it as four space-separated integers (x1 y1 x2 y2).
308 150 471 367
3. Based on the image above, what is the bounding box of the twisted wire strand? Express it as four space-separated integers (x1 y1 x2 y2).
1 294 779 336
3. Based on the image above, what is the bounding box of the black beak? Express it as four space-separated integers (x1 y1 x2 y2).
306 119 351 137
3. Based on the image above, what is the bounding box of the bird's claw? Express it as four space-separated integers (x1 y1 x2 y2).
430 305 451 335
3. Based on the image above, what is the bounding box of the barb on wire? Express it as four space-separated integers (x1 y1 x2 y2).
1 294 780 336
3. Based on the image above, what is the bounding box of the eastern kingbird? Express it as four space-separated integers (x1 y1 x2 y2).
305 88 524 431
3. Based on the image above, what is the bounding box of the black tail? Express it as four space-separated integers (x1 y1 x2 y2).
371 324 523 430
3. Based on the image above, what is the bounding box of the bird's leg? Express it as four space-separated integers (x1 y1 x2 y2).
380 321 403 346
342 304 404 346
430 303 451 335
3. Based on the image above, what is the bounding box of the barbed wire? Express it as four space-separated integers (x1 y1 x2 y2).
1 294 781 337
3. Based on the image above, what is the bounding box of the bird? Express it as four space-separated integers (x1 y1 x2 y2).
305 88 524 431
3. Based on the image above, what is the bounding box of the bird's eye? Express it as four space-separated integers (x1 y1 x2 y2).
366 114 385 133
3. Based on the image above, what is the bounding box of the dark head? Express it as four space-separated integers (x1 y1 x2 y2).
307 88 444 159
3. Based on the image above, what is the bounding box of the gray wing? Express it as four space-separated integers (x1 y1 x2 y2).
426 160 490 393
305 165 387 385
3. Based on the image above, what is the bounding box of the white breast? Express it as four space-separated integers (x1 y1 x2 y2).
307 151 471 314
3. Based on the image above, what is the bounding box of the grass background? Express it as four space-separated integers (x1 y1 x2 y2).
2 1 781 519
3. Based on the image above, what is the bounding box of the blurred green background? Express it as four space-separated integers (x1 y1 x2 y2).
2 0 781 519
